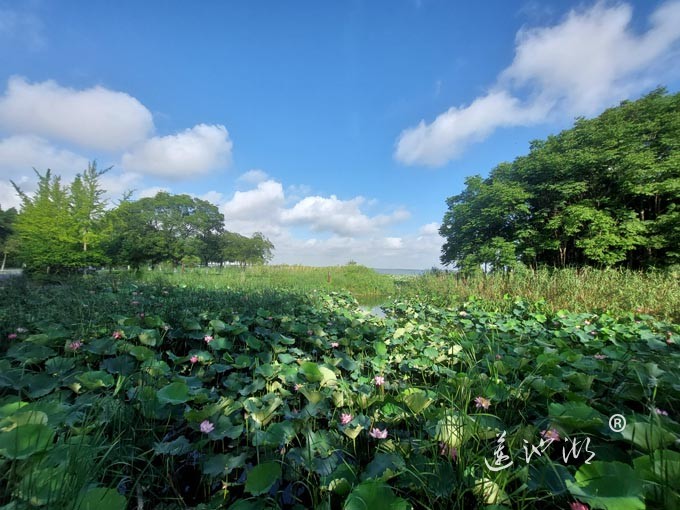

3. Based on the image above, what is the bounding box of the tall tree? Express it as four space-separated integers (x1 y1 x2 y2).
0 205 17 271
70 162 110 265
440 88 680 270
106 192 225 269
12 170 81 274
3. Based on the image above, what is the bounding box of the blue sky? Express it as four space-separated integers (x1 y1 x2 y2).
1 1 679 268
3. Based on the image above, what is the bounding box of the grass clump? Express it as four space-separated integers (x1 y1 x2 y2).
398 266 680 321
140 263 396 299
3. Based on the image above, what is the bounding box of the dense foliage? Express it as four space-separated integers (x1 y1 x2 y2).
440 89 680 271
0 205 17 271
6 170 274 274
0 276 678 509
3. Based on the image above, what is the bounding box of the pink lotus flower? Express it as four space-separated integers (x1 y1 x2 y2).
204 335 214 344
200 420 215 434
294 383 302 391
374 375 385 387
369 428 388 439
474 396 491 410
570 502 589 510
439 442 458 461
594 354 607 360
112 331 123 339
190 355 199 364
584 320 591 325
340 413 353 425
7 333 17 340
331 342 339 348
655 408 669 416
68 340 83 351
540 428 561 442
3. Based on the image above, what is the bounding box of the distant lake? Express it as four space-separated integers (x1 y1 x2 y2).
371 268 426 276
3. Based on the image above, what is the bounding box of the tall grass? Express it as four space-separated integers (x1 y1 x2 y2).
139 264 396 298
397 267 680 321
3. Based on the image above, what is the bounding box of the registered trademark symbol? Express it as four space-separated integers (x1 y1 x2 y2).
609 414 626 432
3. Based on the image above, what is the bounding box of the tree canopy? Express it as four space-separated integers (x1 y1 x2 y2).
7 168 275 273
440 88 680 272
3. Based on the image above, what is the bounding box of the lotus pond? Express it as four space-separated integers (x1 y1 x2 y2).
0 277 679 509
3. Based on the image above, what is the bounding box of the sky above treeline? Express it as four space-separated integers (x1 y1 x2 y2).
1 1 679 268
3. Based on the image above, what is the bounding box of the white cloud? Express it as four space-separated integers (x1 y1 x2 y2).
237 169 269 185
0 180 21 210
0 135 89 208
216 179 415 262
0 77 153 151
395 91 548 166
418 222 440 236
396 1 680 166
0 135 90 179
281 195 410 237
99 171 143 204
121 124 232 179
198 190 224 205
136 186 170 199
221 179 285 222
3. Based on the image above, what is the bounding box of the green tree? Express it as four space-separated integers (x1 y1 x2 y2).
440 88 680 270
70 162 110 265
12 170 81 274
105 192 225 269
0 205 18 271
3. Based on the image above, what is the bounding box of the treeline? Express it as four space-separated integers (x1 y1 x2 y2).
1 166 274 274
440 88 679 272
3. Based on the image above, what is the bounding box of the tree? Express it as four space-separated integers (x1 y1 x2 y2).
12 170 81 274
106 192 225 269
440 88 680 270
220 231 274 266
0 205 17 271
70 162 110 265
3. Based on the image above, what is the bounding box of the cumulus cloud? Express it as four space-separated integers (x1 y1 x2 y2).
217 178 413 247
418 222 440 236
0 180 21 210
237 169 269 185
136 186 170 199
0 134 92 209
121 124 232 179
281 195 410 237
0 77 153 151
221 180 285 222
395 91 548 166
0 135 89 179
99 171 143 204
396 1 680 166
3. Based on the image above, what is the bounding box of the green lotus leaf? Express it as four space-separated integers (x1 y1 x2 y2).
0 424 55 459
157 381 191 405
76 371 115 390
344 479 410 510
76 487 126 510
567 461 645 510
245 461 281 496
